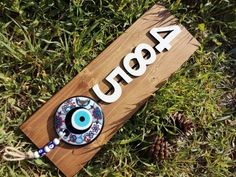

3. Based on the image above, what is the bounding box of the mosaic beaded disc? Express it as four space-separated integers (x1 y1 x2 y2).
54 96 104 145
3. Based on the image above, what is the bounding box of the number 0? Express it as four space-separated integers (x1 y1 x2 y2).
123 43 156 77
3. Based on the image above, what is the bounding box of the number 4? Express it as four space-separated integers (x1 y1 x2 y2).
150 25 181 53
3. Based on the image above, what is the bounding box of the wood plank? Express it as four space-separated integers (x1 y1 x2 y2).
20 4 199 177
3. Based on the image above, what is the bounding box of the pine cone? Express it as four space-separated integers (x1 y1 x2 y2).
149 136 170 161
221 92 236 110
171 112 194 136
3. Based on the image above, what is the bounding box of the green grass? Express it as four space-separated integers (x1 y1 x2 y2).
0 0 235 176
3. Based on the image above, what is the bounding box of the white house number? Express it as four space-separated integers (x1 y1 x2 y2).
92 25 181 103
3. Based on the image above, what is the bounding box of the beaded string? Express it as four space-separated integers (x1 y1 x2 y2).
2 131 65 161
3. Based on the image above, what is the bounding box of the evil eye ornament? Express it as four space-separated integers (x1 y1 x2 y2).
54 96 104 146
71 109 92 131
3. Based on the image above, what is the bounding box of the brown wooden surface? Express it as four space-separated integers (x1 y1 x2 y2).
21 4 199 177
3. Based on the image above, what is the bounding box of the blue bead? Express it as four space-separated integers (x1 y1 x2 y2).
47 141 56 150
38 148 46 157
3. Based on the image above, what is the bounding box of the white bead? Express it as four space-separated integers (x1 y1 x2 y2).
53 138 60 145
58 131 64 137
33 151 40 158
44 146 51 153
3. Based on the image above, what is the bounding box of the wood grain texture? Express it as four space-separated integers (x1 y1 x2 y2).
20 4 199 177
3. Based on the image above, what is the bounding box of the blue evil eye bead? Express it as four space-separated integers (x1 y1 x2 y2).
54 96 104 146
47 141 56 150
38 148 46 157
71 109 92 131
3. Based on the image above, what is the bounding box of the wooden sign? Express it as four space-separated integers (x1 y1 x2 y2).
20 4 199 177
